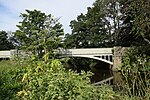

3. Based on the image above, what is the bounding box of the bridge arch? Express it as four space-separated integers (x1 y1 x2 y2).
69 55 113 65
59 48 113 65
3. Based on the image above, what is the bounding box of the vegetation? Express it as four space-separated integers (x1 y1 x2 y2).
119 48 150 99
14 10 64 57
0 0 150 99
16 57 118 100
0 31 14 50
64 0 150 47
0 60 25 100
118 0 150 46
64 0 118 48
117 0 150 99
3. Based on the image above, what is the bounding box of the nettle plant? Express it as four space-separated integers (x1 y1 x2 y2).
17 54 120 100
119 48 150 98
17 58 98 100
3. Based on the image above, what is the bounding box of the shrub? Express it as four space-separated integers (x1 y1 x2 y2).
17 59 121 100
0 60 25 100
119 48 150 99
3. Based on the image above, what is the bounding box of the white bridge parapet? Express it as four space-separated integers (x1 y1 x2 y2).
60 48 113 65
0 50 11 58
0 48 113 65
65 48 112 56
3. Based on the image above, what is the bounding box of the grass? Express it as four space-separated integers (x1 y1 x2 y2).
0 60 24 100
0 60 17 72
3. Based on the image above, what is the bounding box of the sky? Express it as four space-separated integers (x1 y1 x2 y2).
0 0 95 33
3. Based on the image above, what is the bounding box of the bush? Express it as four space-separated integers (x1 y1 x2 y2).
0 60 25 100
17 58 121 100
119 48 150 99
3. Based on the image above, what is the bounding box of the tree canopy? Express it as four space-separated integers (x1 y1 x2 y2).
118 0 150 46
64 0 122 48
64 0 150 48
14 10 64 57
0 31 14 50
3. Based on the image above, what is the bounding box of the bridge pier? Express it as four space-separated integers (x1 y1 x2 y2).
112 46 127 71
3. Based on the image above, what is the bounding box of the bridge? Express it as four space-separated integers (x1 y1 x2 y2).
59 48 113 65
0 47 126 71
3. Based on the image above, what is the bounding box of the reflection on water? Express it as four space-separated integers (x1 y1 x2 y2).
91 69 113 83
91 69 122 85
65 58 122 85
90 61 113 84
90 61 122 85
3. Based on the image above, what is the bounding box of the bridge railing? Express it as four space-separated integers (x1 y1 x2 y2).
59 48 112 55
0 50 31 59
0 50 11 58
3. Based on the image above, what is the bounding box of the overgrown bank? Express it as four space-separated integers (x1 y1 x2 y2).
0 59 120 100
0 52 149 100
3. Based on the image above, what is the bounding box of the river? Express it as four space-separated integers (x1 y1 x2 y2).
65 58 122 85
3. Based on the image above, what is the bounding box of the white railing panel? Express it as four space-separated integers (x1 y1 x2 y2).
0 51 11 58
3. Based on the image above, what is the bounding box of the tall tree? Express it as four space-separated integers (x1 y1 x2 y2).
0 31 14 50
64 0 121 48
118 0 150 46
14 10 64 57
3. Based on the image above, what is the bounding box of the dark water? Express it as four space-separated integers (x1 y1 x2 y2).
91 60 122 85
91 69 113 83
64 58 121 85
91 69 122 85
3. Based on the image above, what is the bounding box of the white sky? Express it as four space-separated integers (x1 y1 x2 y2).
0 0 95 33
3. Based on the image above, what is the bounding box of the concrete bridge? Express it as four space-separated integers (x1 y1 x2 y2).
0 47 126 71
59 48 113 65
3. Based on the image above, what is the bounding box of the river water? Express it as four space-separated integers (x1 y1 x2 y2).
91 69 122 85
91 69 113 83
65 58 121 85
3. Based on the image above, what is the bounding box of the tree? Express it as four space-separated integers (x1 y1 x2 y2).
0 31 14 50
64 0 122 48
65 1 109 48
118 0 150 46
14 10 64 57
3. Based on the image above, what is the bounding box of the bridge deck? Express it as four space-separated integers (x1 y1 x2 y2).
0 51 11 58
62 48 112 55
0 48 113 65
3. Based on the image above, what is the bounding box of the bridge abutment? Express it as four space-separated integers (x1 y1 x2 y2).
112 46 127 71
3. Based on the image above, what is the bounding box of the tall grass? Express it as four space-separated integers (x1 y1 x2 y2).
0 60 17 72
118 48 150 100
0 60 25 100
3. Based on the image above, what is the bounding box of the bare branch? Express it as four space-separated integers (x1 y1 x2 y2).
143 36 150 45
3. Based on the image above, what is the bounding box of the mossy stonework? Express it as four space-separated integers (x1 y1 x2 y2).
113 46 128 71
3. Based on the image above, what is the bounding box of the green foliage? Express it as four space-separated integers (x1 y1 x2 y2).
18 59 93 99
64 0 121 48
64 0 150 47
16 58 121 100
119 48 150 99
119 0 150 46
14 9 64 57
0 60 25 100
0 31 14 50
